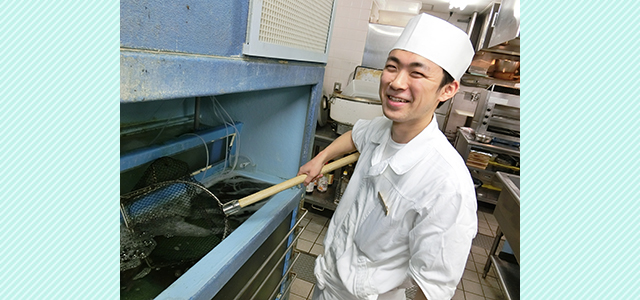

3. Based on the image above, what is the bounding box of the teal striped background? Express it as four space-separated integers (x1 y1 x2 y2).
523 0 640 299
0 1 120 299
1 0 639 299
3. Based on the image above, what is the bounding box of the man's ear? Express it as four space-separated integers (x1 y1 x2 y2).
438 81 459 103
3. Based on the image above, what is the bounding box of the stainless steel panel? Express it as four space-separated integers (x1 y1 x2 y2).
361 23 404 69
488 0 520 48
435 113 446 132
477 85 520 140
494 172 520 263
488 116 520 132
470 2 500 51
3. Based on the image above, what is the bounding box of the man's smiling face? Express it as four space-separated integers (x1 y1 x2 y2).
380 49 455 129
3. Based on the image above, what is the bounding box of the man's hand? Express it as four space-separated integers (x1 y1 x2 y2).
297 130 356 186
298 155 326 186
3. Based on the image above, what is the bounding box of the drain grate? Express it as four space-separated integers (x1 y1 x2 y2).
473 233 494 249
473 233 500 250
292 252 317 284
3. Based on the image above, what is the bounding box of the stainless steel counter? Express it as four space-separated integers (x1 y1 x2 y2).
483 172 520 300
461 73 520 90
495 172 520 262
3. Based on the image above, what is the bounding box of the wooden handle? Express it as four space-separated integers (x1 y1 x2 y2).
237 152 360 208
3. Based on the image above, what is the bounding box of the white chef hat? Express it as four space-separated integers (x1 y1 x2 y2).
391 13 475 81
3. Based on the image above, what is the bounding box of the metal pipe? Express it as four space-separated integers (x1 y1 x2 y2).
194 96 201 130
249 239 302 300
272 272 297 300
232 209 309 300
467 12 478 37
267 260 299 300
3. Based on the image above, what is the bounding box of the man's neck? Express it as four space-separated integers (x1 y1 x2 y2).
390 114 434 144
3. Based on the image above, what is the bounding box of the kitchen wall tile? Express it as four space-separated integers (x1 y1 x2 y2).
354 38 367 50
328 47 340 58
359 7 371 20
333 15 348 29
337 0 350 8
331 28 348 41
348 52 364 64
357 17 370 29
353 29 368 42
347 18 358 29
347 7 360 19
323 0 372 95
363 0 374 9
332 37 350 51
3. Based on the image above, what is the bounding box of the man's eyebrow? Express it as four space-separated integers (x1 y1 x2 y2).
386 56 430 71
386 56 400 65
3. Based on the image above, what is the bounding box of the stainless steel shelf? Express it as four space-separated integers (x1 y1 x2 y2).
455 129 519 206
304 183 338 211
461 73 520 90
463 138 520 157
476 187 500 205
314 122 340 143
490 255 520 300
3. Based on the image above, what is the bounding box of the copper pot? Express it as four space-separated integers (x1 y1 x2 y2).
493 59 520 80
495 59 520 73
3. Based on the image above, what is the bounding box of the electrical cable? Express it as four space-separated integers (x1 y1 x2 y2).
208 96 240 174
182 133 210 182
148 99 186 146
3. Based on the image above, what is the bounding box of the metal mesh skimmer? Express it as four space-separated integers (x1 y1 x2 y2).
120 157 229 273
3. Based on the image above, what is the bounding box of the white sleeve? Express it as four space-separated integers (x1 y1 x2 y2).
351 118 372 153
408 187 477 300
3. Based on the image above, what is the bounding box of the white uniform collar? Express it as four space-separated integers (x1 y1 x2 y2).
368 115 440 176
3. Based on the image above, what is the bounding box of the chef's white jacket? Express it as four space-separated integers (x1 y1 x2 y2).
313 116 477 300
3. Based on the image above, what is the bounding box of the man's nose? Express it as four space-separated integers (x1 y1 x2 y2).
390 71 408 90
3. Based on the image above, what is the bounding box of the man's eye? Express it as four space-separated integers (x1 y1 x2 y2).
411 71 425 78
385 65 397 71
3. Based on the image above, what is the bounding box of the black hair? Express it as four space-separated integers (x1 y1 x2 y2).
436 69 455 108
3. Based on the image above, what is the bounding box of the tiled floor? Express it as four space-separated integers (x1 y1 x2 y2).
288 204 509 300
